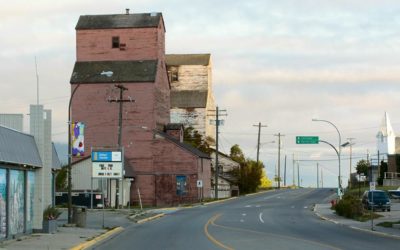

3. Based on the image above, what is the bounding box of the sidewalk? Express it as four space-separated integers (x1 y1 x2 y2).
314 202 400 238
0 209 140 250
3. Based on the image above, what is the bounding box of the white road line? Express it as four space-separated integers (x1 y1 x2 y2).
245 205 251 208
240 219 244 223
255 205 261 208
259 213 264 223
242 213 247 216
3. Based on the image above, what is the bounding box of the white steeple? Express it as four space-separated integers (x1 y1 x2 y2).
377 112 396 155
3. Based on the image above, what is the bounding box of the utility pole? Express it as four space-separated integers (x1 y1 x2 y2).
321 168 323 188
274 133 285 189
297 161 300 188
253 122 267 165
108 84 134 208
292 153 295 186
346 138 355 188
208 106 227 199
317 162 319 188
284 155 287 187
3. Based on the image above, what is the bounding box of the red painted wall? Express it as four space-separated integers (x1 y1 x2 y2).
71 14 210 206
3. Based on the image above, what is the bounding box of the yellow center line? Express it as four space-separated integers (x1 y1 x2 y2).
210 218 342 250
204 214 234 250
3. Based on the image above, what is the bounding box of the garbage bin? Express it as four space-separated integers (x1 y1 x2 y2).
72 206 87 228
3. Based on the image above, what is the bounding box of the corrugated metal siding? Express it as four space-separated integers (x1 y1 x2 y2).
0 126 42 167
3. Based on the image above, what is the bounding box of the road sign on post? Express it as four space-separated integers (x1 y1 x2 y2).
296 136 319 144
369 181 376 191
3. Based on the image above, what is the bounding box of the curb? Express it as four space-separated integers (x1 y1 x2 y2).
244 190 274 197
203 197 238 205
136 213 165 224
70 226 124 250
313 205 400 240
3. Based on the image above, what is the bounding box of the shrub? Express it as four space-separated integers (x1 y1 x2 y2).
43 205 62 221
334 194 363 219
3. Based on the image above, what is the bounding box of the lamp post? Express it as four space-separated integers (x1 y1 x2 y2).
67 71 113 223
312 118 342 198
67 84 81 223
341 139 355 189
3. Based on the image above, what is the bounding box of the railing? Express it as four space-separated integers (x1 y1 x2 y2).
384 172 400 179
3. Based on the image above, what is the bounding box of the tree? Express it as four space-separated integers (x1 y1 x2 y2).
377 161 388 185
356 159 369 177
183 126 212 154
56 165 68 191
259 169 272 189
230 144 245 166
227 144 267 194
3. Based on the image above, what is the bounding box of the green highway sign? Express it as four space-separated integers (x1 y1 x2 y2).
296 136 319 144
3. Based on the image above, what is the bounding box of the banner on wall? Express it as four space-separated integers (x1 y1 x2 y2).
0 169 6 239
71 122 85 156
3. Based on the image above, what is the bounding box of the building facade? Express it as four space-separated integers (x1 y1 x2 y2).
0 125 41 239
69 12 211 206
166 54 216 143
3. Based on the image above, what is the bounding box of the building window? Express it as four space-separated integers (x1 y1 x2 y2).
112 36 120 48
171 71 178 81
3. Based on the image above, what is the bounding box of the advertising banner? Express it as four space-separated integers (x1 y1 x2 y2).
72 122 85 156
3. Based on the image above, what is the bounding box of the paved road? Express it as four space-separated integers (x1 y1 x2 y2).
93 188 400 250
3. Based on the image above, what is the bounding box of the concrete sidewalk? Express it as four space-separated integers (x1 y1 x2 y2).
0 209 137 250
314 202 400 238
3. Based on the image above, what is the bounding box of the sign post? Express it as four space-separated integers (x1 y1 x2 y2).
92 149 123 227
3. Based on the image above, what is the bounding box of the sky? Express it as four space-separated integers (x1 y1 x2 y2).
1 0 400 188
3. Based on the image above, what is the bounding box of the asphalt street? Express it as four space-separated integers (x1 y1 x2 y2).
92 188 400 250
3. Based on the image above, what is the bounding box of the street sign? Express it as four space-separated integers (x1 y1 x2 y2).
296 136 319 144
370 182 376 191
92 151 122 162
197 180 203 188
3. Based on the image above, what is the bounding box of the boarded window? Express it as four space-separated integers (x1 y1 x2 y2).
112 36 120 48
171 71 178 81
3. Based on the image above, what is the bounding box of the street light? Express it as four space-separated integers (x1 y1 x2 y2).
312 118 342 198
67 71 113 223
67 85 80 223
341 139 355 189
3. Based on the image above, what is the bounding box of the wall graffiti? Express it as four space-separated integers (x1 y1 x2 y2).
9 170 25 235
26 171 35 232
0 168 6 239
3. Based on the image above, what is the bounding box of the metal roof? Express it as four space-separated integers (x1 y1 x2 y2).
166 54 211 66
170 90 208 108
52 143 62 170
156 131 211 159
76 13 163 30
0 126 42 168
70 60 158 84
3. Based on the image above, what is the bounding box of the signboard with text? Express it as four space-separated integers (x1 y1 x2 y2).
91 150 123 179
296 136 319 144
92 162 123 178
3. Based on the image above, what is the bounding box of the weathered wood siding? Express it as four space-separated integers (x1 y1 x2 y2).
169 62 216 141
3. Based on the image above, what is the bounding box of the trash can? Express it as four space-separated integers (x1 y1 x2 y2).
72 206 87 228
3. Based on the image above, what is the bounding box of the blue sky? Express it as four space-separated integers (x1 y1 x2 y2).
1 0 400 188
